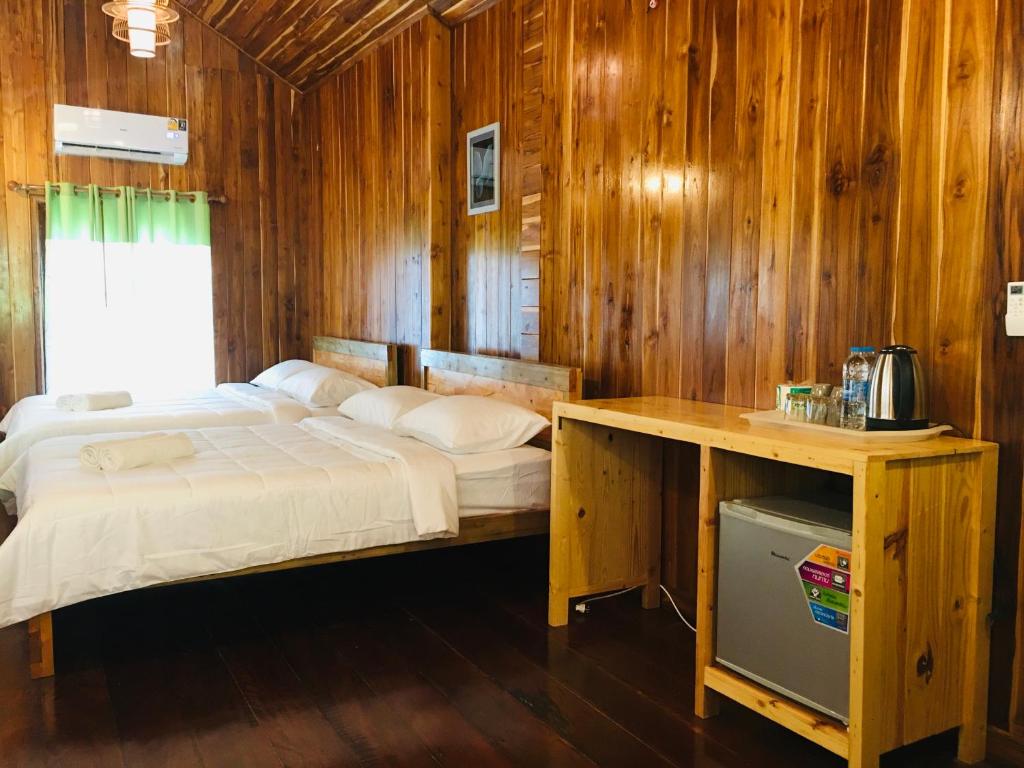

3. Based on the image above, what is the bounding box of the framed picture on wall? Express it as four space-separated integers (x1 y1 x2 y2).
467 122 500 215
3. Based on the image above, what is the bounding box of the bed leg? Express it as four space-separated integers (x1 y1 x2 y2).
28 612 54 679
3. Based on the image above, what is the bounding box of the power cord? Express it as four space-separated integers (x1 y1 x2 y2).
572 584 697 633
659 584 697 633
574 585 640 612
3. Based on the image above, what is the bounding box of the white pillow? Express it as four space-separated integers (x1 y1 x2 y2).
252 359 316 389
338 386 441 429
393 395 550 454
276 366 377 407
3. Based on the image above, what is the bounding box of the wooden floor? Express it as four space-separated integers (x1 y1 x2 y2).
0 537 992 768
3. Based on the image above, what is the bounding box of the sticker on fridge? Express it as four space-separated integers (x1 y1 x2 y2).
796 544 852 635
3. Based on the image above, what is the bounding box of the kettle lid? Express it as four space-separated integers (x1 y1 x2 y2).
880 344 918 355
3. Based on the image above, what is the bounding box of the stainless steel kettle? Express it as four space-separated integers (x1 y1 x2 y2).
866 345 928 430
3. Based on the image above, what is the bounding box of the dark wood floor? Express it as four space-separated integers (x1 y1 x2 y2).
0 537 994 767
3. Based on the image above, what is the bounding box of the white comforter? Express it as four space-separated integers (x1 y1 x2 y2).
0 383 331 478
0 420 457 628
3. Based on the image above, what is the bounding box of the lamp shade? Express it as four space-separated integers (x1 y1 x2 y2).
127 6 157 57
102 0 178 57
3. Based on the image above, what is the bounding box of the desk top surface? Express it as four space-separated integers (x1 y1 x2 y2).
554 396 996 473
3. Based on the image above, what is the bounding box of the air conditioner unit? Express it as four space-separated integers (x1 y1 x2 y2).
53 104 188 166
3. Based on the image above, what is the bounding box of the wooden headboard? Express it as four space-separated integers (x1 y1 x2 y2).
312 336 399 387
419 349 582 425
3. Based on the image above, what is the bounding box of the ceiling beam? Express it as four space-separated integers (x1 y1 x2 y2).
170 0 302 92
428 0 504 25
169 0 509 92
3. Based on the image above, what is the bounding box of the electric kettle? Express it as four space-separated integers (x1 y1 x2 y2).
866 345 928 430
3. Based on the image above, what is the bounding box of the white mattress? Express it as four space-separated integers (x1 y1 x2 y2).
0 383 336 478
301 418 551 515
447 445 551 515
0 419 550 628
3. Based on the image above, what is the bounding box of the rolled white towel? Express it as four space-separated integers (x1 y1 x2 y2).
80 433 164 470
79 432 196 472
79 442 102 469
57 391 133 412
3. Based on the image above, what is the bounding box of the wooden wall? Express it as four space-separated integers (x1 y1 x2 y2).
451 0 543 359
536 0 1023 732
306 0 1024 737
309 14 452 384
987 0 1024 739
0 0 312 411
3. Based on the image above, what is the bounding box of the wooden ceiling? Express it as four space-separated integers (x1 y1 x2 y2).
177 0 496 92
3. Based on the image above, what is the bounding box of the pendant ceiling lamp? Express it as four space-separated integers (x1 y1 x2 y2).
101 0 179 59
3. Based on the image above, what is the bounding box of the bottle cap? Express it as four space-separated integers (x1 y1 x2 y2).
850 346 875 353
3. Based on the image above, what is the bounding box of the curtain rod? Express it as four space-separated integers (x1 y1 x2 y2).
6 181 227 204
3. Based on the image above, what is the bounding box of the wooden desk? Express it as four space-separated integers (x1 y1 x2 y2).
548 396 997 768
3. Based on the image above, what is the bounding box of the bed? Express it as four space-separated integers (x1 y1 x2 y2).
0 336 399 477
0 348 581 678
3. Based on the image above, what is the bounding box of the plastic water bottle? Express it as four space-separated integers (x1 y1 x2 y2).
841 347 875 430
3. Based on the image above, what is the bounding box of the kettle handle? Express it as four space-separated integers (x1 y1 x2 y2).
895 350 915 419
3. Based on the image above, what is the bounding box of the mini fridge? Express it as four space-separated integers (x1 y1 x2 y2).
716 496 853 723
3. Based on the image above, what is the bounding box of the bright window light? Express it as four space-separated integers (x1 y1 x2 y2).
43 240 215 400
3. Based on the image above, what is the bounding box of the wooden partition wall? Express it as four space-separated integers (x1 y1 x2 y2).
0 0 314 411
452 0 544 360
307 14 452 385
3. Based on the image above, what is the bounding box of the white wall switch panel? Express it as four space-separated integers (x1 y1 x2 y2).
1007 281 1024 336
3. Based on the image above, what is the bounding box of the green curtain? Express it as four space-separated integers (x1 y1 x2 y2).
44 182 211 246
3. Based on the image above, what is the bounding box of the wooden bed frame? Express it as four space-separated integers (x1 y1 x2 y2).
313 335 399 386
25 344 581 679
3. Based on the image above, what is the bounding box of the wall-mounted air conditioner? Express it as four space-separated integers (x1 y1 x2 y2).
53 104 188 166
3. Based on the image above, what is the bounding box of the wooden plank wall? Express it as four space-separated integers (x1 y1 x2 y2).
309 14 452 385
534 0 1018 736
452 1 520 357
304 0 1024 737
988 0 1024 740
451 0 543 360
518 0 543 361
0 0 312 412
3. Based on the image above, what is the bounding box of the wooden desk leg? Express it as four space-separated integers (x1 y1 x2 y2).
548 586 570 627
848 461 885 768
694 446 720 718
957 450 997 764
548 418 663 626
549 417 572 627
28 611 54 679
641 438 664 611
641 577 661 609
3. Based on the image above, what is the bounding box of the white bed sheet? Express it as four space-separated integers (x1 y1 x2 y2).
0 383 336 478
0 421 458 629
300 417 552 514
447 445 551 514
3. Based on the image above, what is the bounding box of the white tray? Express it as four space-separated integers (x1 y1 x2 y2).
740 409 953 443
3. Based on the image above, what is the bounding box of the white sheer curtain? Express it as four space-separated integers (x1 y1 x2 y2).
43 240 215 400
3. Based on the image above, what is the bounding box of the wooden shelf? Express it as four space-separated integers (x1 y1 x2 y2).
703 665 849 758
553 396 993 475
548 396 999 768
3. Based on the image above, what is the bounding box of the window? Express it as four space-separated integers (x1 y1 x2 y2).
43 239 215 399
